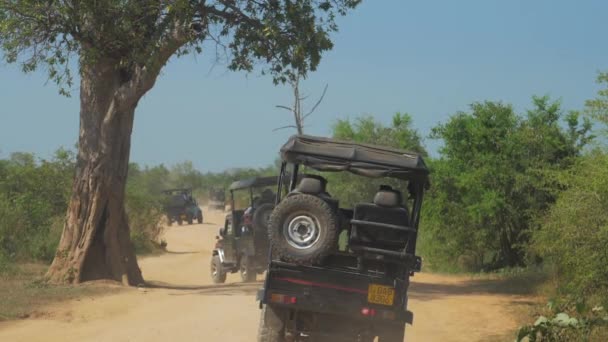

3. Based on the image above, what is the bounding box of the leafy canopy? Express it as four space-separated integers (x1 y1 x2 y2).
532 150 608 299
420 97 593 271
0 0 361 94
327 113 426 208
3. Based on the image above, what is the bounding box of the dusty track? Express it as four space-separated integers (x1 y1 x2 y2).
0 208 531 341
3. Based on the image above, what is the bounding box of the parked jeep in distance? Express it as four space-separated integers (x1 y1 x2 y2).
257 135 429 341
162 188 203 225
211 176 278 283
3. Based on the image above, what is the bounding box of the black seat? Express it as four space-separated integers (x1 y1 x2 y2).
291 175 339 212
350 189 413 254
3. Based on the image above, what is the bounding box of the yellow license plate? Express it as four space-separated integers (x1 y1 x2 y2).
368 284 395 306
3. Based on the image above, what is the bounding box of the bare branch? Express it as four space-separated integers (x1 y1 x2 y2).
272 125 298 132
275 105 294 112
303 83 328 119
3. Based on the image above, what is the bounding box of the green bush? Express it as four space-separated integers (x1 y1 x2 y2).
517 303 608 342
0 150 73 264
532 151 608 299
0 146 281 266
28 216 63 263
125 182 165 254
420 97 592 272
328 113 426 208
0 250 14 275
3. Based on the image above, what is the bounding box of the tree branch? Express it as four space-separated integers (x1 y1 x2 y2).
303 83 328 119
272 125 298 132
135 19 194 98
207 1 264 29
276 105 294 112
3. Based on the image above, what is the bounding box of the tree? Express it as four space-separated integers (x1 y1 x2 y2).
328 113 426 207
0 0 360 285
333 113 426 154
421 97 593 271
586 72 608 133
532 150 608 298
170 161 203 189
274 72 328 134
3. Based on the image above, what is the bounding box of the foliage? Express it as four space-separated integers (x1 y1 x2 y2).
326 113 426 207
517 303 608 342
125 166 167 254
532 150 608 299
333 112 427 155
585 72 608 131
0 150 74 265
420 97 593 271
0 146 281 268
0 0 361 94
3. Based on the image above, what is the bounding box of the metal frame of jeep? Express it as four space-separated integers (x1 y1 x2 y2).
211 176 278 282
257 135 429 341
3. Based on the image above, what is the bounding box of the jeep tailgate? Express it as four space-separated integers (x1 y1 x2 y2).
262 262 412 323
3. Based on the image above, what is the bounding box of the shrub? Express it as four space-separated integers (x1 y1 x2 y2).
421 98 592 271
517 303 608 342
125 179 165 254
532 151 608 299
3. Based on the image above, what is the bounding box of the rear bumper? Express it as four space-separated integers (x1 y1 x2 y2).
259 262 413 325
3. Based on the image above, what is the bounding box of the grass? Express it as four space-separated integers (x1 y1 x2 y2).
0 263 115 321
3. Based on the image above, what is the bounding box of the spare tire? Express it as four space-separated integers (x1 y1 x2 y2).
253 203 275 232
268 194 338 264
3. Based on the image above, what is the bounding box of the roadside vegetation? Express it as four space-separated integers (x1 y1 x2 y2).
2 77 608 339
0 150 276 320
324 86 607 340
0 151 279 272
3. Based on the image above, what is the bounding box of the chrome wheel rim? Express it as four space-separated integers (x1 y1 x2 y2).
283 215 321 249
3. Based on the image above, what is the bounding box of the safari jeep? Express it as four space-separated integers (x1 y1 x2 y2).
162 188 203 225
257 135 429 342
211 176 278 283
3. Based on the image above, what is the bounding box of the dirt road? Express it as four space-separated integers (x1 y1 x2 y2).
0 208 531 341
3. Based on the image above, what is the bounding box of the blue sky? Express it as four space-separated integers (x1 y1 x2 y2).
1 0 607 172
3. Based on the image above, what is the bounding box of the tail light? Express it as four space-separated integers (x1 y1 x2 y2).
361 307 377 316
269 293 297 304
361 307 396 320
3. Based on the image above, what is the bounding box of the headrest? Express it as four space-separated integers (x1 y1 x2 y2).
296 175 327 194
260 189 275 198
373 190 400 207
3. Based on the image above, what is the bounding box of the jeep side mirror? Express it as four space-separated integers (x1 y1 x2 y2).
218 227 225 236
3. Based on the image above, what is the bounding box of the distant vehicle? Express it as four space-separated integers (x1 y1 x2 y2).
257 135 429 341
211 176 278 283
162 188 203 225
208 188 226 211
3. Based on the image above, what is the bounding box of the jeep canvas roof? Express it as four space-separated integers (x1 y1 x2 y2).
280 135 429 181
229 176 278 191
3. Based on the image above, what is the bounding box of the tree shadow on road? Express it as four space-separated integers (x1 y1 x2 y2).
163 250 201 255
409 273 544 303
144 280 261 296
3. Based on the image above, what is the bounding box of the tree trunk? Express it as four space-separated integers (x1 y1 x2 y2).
47 61 148 286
